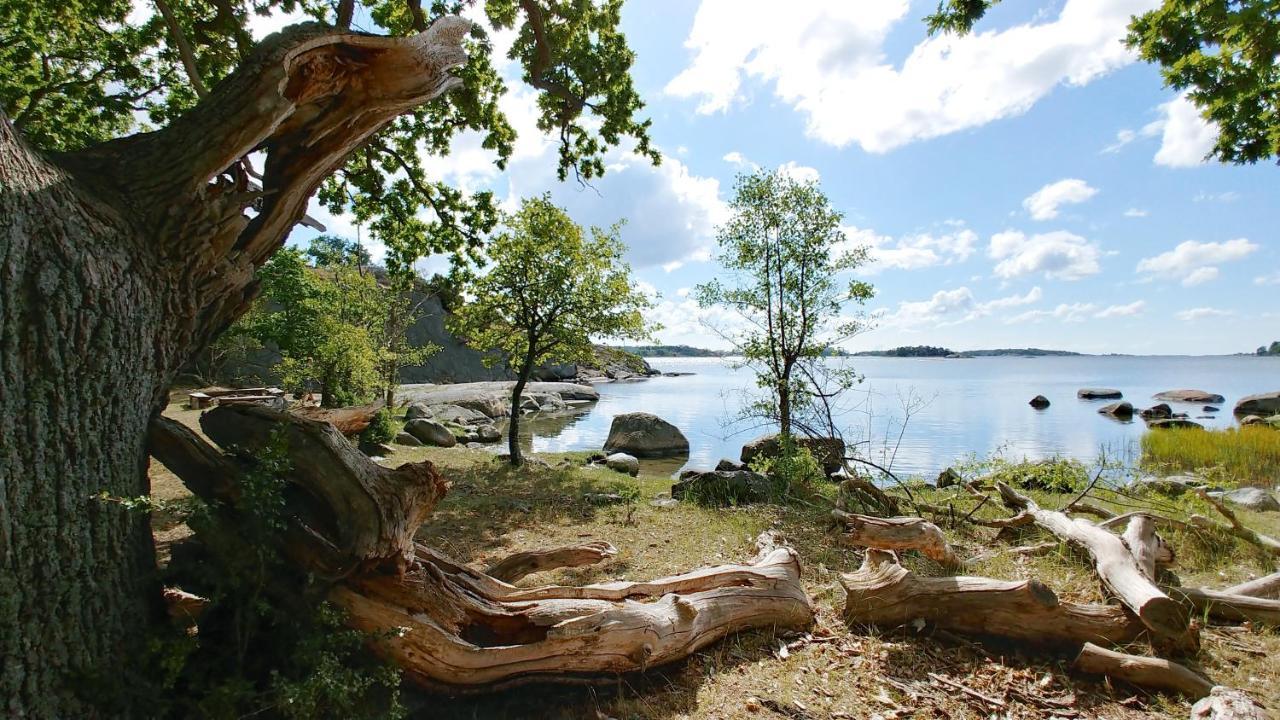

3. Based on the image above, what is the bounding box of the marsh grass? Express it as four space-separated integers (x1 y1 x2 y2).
1141 426 1280 486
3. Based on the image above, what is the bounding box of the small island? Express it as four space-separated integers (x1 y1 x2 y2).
854 345 1083 358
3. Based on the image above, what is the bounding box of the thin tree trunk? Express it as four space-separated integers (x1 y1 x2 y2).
507 346 537 466
778 376 791 438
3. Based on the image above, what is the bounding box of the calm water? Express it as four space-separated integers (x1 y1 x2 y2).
517 355 1279 477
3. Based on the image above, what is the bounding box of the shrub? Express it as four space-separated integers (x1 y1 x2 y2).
360 409 396 447
750 436 826 500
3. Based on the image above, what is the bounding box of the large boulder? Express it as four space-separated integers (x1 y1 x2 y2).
404 403 433 421
740 434 846 474
671 470 772 506
474 424 501 443
715 458 746 472
604 452 640 477
1098 401 1134 419
404 418 457 447
1235 391 1280 417
394 431 423 447
1078 388 1123 400
1140 403 1173 419
1029 395 1051 409
1130 474 1206 497
1154 389 1225 404
1220 487 1280 513
603 412 689 457
429 404 488 426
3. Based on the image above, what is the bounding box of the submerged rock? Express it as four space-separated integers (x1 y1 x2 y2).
1078 388 1123 400
1098 401 1135 418
1140 403 1173 419
1147 418 1203 430
1153 389 1225 404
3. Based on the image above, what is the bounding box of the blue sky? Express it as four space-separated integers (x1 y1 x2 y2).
297 0 1279 355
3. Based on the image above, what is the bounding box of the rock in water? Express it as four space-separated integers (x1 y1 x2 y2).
1221 487 1280 512
1098 401 1134 418
603 412 690 457
1029 395 1051 409
1203 405 1220 412
404 418 457 447
1147 418 1203 430
740 434 846 475
1140 403 1172 419
1153 389 1226 404
1078 388 1123 400
604 452 640 476
1235 391 1280 417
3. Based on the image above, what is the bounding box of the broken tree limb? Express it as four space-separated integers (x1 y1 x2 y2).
295 399 386 436
1223 571 1280 599
840 550 1143 647
152 405 814 691
1072 642 1213 699
1192 489 1280 558
997 482 1191 647
484 541 619 584
336 531 814 689
831 510 958 565
1122 515 1161 581
1164 586 1280 627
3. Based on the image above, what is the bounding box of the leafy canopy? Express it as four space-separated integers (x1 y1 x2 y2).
696 170 874 437
1 0 658 274
449 194 652 373
926 0 1280 164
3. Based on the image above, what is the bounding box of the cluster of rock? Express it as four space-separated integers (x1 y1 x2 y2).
391 381 600 448
1130 473 1280 512
673 434 849 506
1029 387 1280 431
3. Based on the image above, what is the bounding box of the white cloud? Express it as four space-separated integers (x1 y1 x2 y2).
852 225 978 273
876 286 1042 329
1135 238 1258 286
1193 190 1240 203
1176 307 1234 322
1256 273 1280 286
1153 93 1218 167
1094 300 1146 318
1008 302 1099 324
1103 118 1162 154
988 230 1102 280
722 151 753 169
1023 178 1099 220
1123 208 1148 218
666 0 1159 153
777 161 820 184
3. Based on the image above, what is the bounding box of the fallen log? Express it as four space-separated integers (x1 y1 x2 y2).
1122 515 1160 581
294 399 386 436
149 404 814 690
1192 490 1280 558
1165 586 1280 627
840 550 1143 647
485 541 619 584
831 510 958 565
1223 571 1280 599
1072 642 1212 698
997 482 1191 647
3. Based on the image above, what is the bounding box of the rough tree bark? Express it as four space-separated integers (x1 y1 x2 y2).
831 509 959 566
1 17 472 716
151 405 815 690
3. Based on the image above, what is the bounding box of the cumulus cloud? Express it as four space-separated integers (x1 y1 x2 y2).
988 230 1102 280
1123 208 1148 218
1007 302 1099 324
666 0 1158 153
1153 93 1218 167
1023 179 1099 221
1094 300 1146 318
852 225 979 273
876 286 1041 329
1175 307 1234 322
1135 238 1258 286
1256 273 1280 286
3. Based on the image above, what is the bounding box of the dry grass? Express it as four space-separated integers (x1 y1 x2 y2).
1141 426 1280 486
148 403 1280 719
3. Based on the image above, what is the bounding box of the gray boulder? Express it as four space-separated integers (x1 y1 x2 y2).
936 467 961 488
1078 388 1123 399
1221 487 1280 512
1147 418 1204 430
603 412 690 457
474 424 501 443
1131 474 1205 497
1235 391 1280 417
394 431 423 447
405 403 433 421
1241 414 1266 425
1140 403 1173 419
430 404 488 426
1203 406 1220 412
404 418 457 447
1029 395 1051 409
1098 401 1134 418
740 434 846 474
1153 389 1225 404
604 452 640 476
716 458 747 471
672 470 772 506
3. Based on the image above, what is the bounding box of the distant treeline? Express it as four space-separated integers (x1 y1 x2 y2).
1258 341 1280 356
855 346 1082 358
617 345 730 357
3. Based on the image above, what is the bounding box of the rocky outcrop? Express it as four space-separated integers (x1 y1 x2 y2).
1078 388 1123 400
1153 389 1225 404
740 434 846 474
1098 401 1134 419
1130 474 1207 497
1235 391 1280 417
603 413 689 457
1140 403 1173 420
399 381 598 423
672 469 772 506
404 418 456 447
715 458 746 472
1029 395 1051 409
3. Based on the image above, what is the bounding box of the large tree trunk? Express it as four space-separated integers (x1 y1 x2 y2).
0 17 472 717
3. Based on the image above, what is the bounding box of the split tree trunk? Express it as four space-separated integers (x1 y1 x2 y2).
832 510 958 565
1 17 473 717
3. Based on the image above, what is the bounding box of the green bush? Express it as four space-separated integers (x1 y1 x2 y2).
750 436 826 500
360 409 396 446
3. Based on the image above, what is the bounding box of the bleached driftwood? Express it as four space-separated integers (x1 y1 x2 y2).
1223 571 1280 599
1165 586 1280 627
840 550 1143 647
484 541 619 584
832 510 959 565
1072 642 1212 698
1192 490 1280 558
1122 515 1161 581
997 482 1191 647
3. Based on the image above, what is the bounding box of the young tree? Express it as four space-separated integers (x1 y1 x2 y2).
696 170 874 440
451 195 652 466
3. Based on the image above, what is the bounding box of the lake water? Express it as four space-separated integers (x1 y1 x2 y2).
517 355 1279 478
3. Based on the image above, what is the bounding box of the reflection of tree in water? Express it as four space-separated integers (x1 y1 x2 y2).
497 406 595 455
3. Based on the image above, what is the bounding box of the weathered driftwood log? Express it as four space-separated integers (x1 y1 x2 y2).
1192 490 1280 558
1122 515 1161 581
840 550 1143 647
831 510 958 565
1165 586 1280 627
1223 571 1280 599
150 404 814 690
1072 642 1212 699
485 541 619 584
1190 686 1269 720
997 482 1191 647
337 531 813 689
295 400 386 436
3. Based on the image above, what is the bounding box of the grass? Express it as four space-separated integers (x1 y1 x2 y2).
149 400 1280 719
1141 426 1280 486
